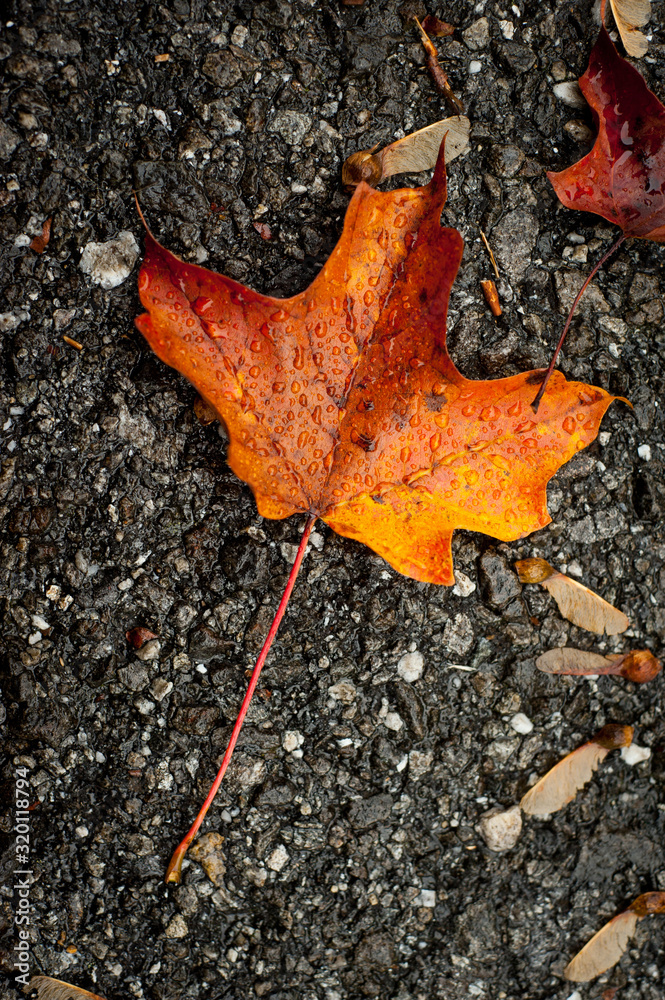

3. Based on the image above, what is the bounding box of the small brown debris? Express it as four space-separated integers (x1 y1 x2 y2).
190 830 227 886
126 626 159 649
30 217 52 254
481 279 502 316
413 17 464 114
155 53 171 62
479 229 500 279
193 395 218 425
422 14 455 37
520 723 633 817
253 221 273 240
62 335 83 351
515 557 630 635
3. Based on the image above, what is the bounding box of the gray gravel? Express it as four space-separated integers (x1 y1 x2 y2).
1 1 664 998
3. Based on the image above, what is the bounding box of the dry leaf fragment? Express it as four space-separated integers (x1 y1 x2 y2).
564 890 665 981
608 0 651 57
422 15 455 37
520 723 633 816
30 217 52 254
341 116 470 188
515 558 630 635
126 625 159 649
23 977 108 1000
536 647 661 683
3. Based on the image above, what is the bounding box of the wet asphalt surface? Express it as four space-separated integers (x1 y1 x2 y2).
1 1 665 998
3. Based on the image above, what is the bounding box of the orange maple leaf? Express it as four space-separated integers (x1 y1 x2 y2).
136 151 617 586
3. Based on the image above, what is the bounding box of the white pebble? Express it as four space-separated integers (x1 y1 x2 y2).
510 712 534 735
383 712 404 732
80 231 139 290
266 845 289 872
328 679 357 703
164 915 188 939
621 744 651 766
469 60 482 74
397 651 424 682
414 889 436 908
75 825 89 838
282 730 304 752
453 571 476 597
553 81 586 108
638 444 651 461
478 805 522 852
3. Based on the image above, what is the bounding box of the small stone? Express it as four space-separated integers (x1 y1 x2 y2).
266 845 289 872
135 638 161 661
638 444 651 461
453 571 476 597
463 18 489 50
621 744 651 766
478 551 522 609
442 612 474 658
408 749 433 779
53 308 76 330
328 679 357 703
489 144 525 179
478 805 522 852
0 122 21 160
80 231 139 290
396 651 424 682
492 209 539 282
348 793 393 830
282 730 304 752
384 712 403 732
118 663 150 692
164 914 189 939
230 25 248 47
553 81 587 108
75 825 89 838
268 110 312 146
414 889 436 908
469 60 482 74
190 831 226 886
510 712 534 735
150 678 173 702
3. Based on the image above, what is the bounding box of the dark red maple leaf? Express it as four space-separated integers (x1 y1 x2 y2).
548 25 665 241
532 19 665 410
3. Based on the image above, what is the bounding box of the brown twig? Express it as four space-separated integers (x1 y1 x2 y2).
413 17 464 114
479 229 500 280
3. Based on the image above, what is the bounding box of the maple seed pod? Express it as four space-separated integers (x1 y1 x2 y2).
564 890 665 981
515 557 629 635
342 117 471 190
481 279 502 316
341 150 383 189
593 722 633 750
514 557 555 584
536 646 662 683
422 14 455 37
23 977 109 1000
607 0 651 58
618 648 662 682
519 724 632 816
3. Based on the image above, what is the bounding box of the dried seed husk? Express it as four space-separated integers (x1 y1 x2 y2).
24 977 108 1000
564 910 640 981
609 0 651 57
515 558 629 634
520 724 632 816
341 117 470 189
